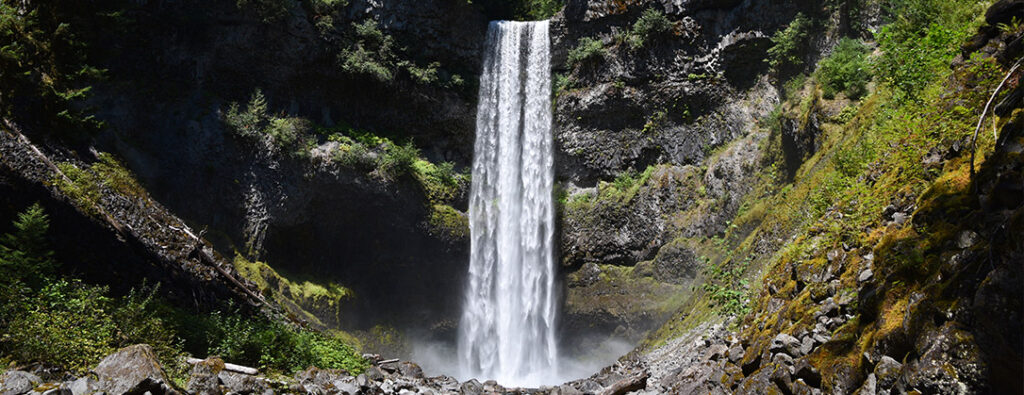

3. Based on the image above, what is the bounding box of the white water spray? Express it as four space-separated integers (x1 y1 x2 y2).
458 20 558 387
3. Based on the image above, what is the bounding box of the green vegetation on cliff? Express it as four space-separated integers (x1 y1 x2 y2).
0 202 365 377
646 0 1017 391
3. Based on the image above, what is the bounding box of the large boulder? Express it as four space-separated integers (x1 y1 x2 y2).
93 344 178 395
0 371 41 395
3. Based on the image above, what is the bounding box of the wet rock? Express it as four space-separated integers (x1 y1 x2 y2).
576 379 604 394
365 367 386 382
819 298 840 317
397 361 425 379
459 379 482 395
551 384 584 395
890 212 909 226
792 359 821 388
770 333 803 357
873 356 902 390
186 357 224 395
902 323 987 393
218 371 268 394
858 268 874 283
770 365 794 394
334 380 359 394
855 373 876 395
738 366 785 394
705 343 730 361
728 344 746 363
956 230 979 249
64 377 98 395
294 367 352 394
1 371 41 395
93 344 176 395
799 336 814 356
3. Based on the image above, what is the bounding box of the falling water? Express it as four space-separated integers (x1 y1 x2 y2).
458 20 557 387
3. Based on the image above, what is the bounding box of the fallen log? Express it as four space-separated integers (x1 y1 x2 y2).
599 372 650 395
186 358 259 375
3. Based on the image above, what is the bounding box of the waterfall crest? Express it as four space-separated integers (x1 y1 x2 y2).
458 20 558 387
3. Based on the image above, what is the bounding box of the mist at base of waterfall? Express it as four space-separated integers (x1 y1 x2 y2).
412 336 635 388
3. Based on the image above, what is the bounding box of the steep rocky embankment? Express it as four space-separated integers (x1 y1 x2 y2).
549 0 855 352
567 1 1024 393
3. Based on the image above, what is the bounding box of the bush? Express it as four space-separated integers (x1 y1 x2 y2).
0 203 54 291
767 13 811 71
204 309 365 373
333 142 375 169
339 20 396 81
567 37 606 68
225 89 268 138
378 142 420 179
0 204 364 376
224 90 314 157
816 38 871 99
0 205 179 373
628 9 673 49
515 0 564 20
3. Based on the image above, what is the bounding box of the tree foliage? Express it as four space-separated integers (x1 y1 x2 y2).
0 0 106 138
767 13 812 71
816 38 871 99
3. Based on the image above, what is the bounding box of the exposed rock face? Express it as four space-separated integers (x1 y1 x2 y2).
83 0 483 335
550 0 827 183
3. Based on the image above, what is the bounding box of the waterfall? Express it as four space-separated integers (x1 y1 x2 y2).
458 20 558 387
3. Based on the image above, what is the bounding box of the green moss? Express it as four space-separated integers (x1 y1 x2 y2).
232 254 354 330
427 204 469 240
52 153 150 216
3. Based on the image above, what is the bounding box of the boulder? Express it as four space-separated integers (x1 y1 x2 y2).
873 356 902 390
459 379 482 395
218 371 268 394
186 357 224 395
63 376 98 395
93 344 177 395
397 361 424 379
0 371 41 395
769 333 803 357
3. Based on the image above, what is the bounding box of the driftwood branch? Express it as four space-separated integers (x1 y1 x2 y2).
599 372 649 395
376 358 401 366
970 57 1023 184
186 358 259 375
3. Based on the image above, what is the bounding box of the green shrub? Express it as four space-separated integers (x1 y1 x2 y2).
628 8 673 49
515 0 564 20
339 20 396 81
567 37 606 68
225 89 269 138
406 62 440 85
872 0 982 102
767 13 811 71
0 2 105 139
378 142 420 179
333 142 375 169
224 90 314 157
0 206 180 373
816 38 871 99
0 203 54 291
204 309 366 374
